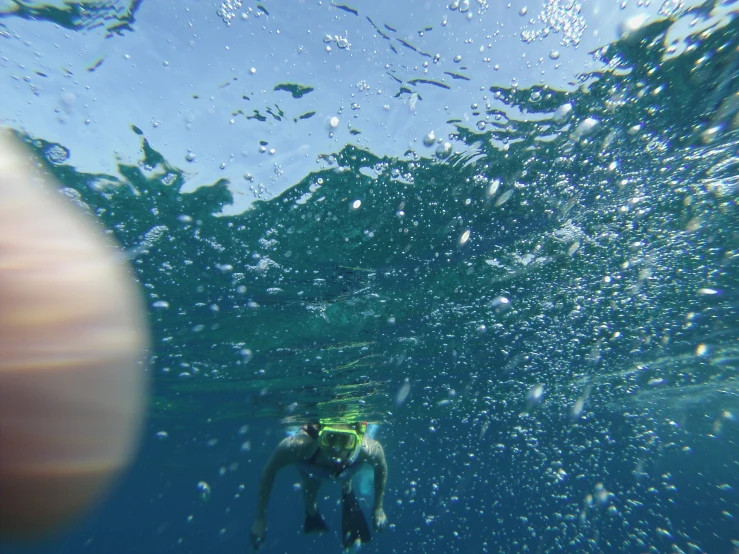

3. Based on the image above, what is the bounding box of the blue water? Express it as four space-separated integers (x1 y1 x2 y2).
2 0 739 552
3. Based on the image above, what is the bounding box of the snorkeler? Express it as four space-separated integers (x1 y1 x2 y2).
250 422 388 550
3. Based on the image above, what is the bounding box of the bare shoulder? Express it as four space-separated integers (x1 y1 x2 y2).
278 429 318 461
360 436 385 463
263 429 319 471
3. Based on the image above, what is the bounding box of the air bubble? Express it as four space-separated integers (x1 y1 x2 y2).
436 142 453 159
487 179 500 198
61 91 76 107
572 117 600 141
697 288 718 295
396 379 411 406
553 103 572 123
526 384 544 404
336 36 350 49
495 189 514 206
618 13 648 41
45 144 70 165
197 481 211 502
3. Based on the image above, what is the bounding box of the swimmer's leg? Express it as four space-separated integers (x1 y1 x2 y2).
300 472 329 534
342 481 371 547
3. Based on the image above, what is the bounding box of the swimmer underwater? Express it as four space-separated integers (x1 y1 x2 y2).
250 421 388 550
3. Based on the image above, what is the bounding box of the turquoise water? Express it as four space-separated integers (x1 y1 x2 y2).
2 1 739 552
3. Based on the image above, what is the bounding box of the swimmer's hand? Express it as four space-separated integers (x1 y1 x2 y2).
250 518 266 551
373 507 388 532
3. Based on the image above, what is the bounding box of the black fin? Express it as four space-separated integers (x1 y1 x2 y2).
304 510 330 534
341 490 371 548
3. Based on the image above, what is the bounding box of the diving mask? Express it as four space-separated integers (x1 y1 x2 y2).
318 424 365 451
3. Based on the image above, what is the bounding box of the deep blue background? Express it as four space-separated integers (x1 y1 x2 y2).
5 407 739 553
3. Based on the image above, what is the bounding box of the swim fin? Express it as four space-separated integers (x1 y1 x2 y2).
341 489 371 548
304 510 329 534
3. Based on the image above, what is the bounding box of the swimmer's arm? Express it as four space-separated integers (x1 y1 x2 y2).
364 438 388 510
255 434 314 520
